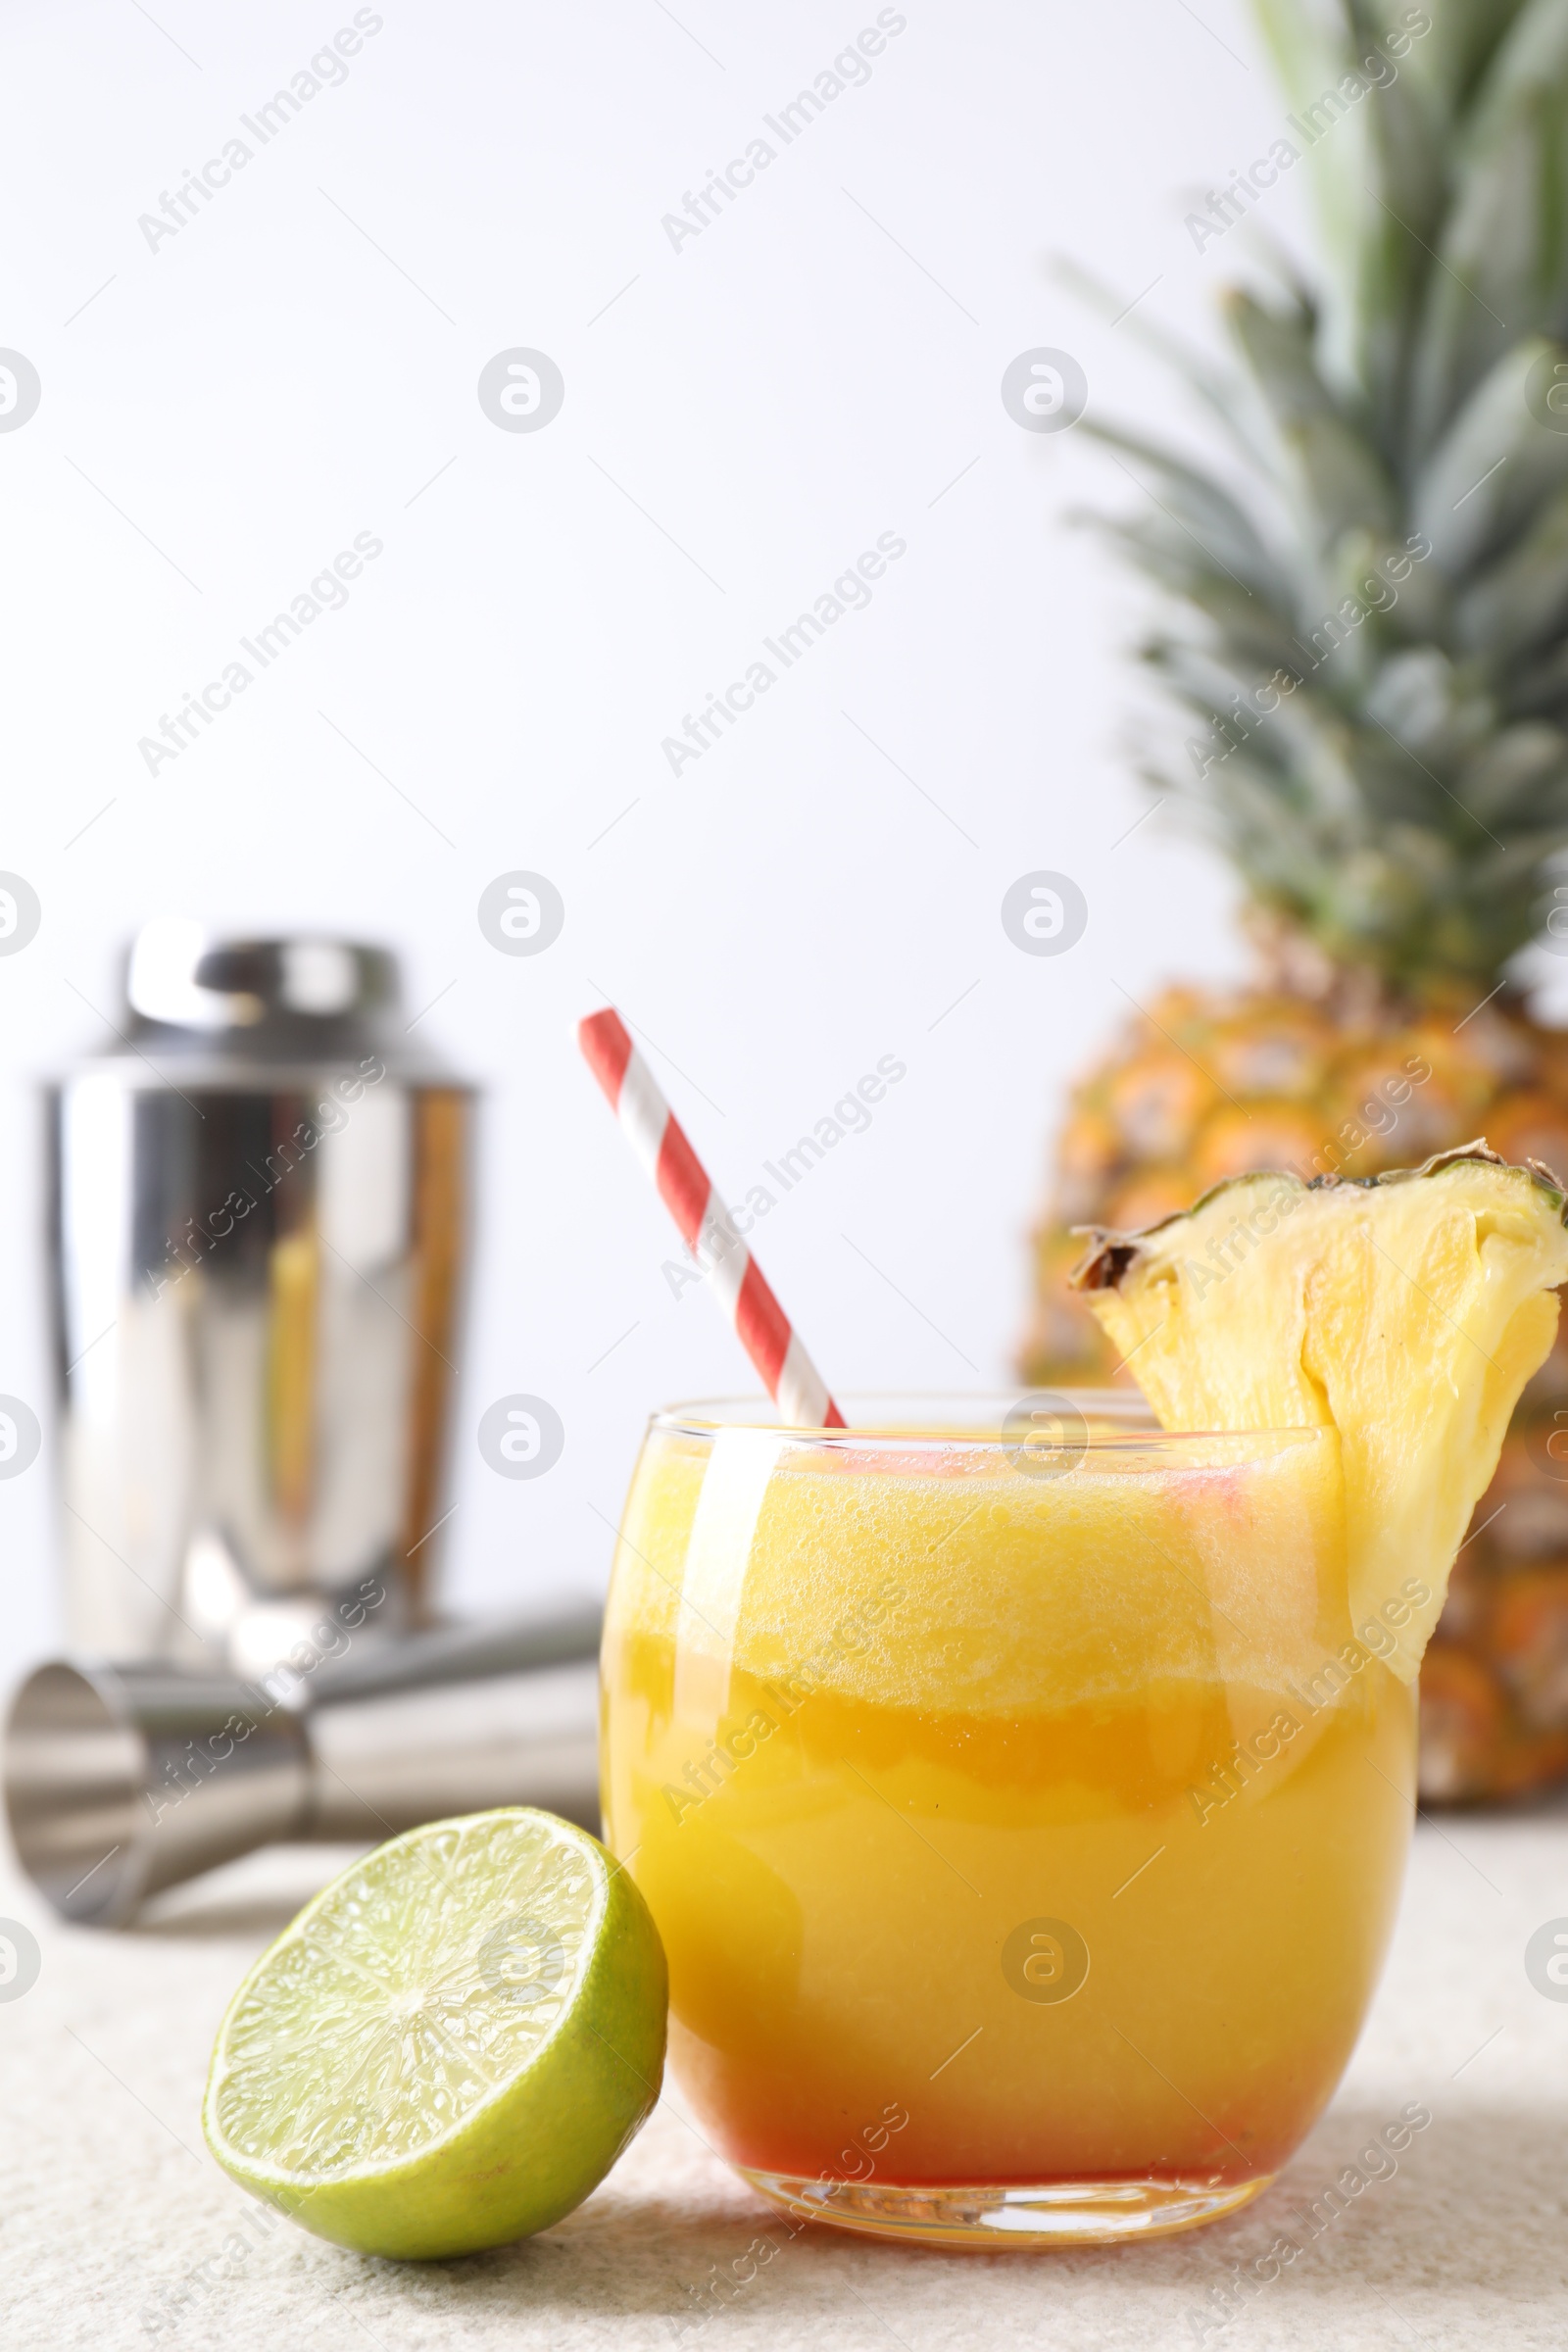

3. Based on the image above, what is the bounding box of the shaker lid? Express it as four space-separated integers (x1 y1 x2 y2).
125 920 399 1044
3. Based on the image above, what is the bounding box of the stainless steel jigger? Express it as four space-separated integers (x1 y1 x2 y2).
3 1604 602 1928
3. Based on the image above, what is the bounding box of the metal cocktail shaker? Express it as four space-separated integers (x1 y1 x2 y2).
49 922 472 1679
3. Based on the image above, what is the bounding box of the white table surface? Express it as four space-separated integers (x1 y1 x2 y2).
4 1814 1566 2351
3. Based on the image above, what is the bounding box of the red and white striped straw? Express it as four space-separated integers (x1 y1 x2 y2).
578 1006 846 1429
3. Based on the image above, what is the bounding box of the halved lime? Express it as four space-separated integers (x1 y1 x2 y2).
203 1807 666 2260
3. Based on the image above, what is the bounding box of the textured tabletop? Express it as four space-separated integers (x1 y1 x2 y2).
3 1814 1566 2351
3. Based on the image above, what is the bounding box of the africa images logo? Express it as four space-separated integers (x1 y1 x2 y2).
135 13 385 253
659 12 908 255
0 352 41 432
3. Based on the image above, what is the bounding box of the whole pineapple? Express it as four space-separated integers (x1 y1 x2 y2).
1023 0 1568 1801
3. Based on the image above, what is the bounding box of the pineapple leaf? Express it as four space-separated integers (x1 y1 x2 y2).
1412 336 1568 568
1249 0 1381 306
1409 0 1568 454
1507 634 1568 717
1457 483 1568 658
1461 725 1568 820
1074 0 1568 987
1053 257 1283 477
1349 34 1447 454
1225 291 1401 545
1393 0 1537 114
1076 420 1289 598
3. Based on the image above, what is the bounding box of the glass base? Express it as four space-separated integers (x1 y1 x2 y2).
741 2167 1273 2248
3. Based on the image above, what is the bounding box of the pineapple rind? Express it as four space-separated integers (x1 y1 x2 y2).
1072 1140 1567 1277
1072 1152 1568 1682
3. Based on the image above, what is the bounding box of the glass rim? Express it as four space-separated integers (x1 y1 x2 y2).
647 1390 1328 1452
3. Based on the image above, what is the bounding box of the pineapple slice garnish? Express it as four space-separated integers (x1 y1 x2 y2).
1072 1146 1568 1680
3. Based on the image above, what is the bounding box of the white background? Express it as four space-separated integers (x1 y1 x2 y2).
2 0 1553 1677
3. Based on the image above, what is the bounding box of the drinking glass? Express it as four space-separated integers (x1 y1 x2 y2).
600 1394 1416 2247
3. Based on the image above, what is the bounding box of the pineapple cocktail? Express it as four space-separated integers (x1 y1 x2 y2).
603 1402 1412 2246
602 1150 1568 2246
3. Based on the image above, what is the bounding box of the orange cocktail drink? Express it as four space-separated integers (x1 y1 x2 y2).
600 1395 1415 2247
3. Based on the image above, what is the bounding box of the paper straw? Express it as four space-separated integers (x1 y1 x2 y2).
578 1007 846 1428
